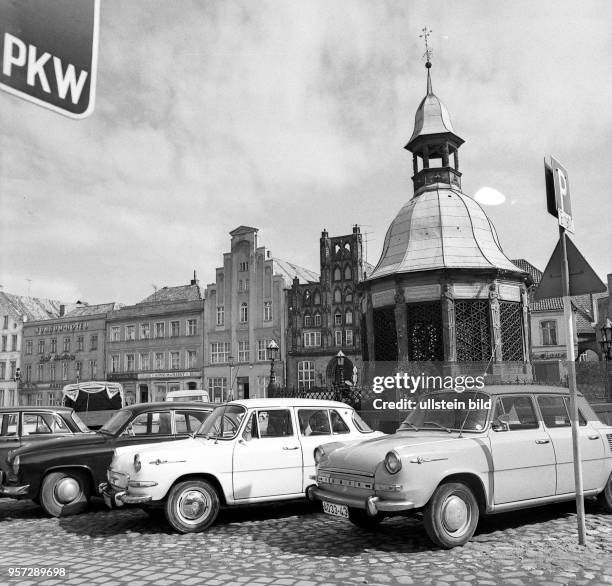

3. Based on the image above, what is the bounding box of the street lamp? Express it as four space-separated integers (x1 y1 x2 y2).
336 350 346 387
599 318 612 401
267 340 279 395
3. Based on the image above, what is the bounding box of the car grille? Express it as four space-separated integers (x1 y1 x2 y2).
107 470 129 490
607 434 612 452
317 470 374 490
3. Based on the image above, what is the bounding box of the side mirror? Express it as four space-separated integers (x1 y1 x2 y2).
491 416 510 432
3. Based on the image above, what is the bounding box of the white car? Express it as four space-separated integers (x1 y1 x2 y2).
99 398 382 533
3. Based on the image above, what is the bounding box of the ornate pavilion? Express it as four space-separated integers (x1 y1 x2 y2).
360 57 532 382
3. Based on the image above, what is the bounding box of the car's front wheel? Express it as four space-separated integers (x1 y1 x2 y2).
40 471 90 517
348 507 384 530
165 479 220 533
597 472 612 513
423 481 479 548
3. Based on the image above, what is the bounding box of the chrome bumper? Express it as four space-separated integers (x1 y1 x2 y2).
310 486 414 514
0 483 30 497
98 482 152 507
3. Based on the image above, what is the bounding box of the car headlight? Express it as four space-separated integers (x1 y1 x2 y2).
133 454 141 472
384 450 402 474
314 446 325 465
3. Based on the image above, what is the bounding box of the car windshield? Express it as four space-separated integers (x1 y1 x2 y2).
399 391 491 432
196 405 246 440
99 410 132 435
70 412 91 433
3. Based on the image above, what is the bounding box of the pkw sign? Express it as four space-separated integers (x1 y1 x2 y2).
0 0 99 119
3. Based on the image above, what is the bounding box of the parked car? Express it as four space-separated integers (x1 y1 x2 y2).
0 401 214 517
0 406 91 479
310 385 612 549
100 398 382 532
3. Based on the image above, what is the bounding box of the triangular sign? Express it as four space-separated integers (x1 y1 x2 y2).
534 236 606 300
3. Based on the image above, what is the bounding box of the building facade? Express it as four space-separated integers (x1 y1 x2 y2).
203 226 317 402
0 292 65 406
106 277 204 404
286 226 370 389
19 303 114 406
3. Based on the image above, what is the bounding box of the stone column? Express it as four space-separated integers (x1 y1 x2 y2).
489 283 503 362
442 143 450 167
394 287 408 363
365 291 375 363
441 283 456 362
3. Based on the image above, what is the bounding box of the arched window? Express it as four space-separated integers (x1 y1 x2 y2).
334 288 342 304
304 314 312 327
314 313 321 327
240 302 248 323
333 266 341 281
345 288 353 303
304 290 311 304
345 309 353 325
313 290 321 305
344 265 352 280
334 243 341 256
344 242 351 254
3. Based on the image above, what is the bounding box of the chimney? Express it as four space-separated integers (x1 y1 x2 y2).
59 304 65 317
267 250 271 259
191 270 199 286
353 224 360 234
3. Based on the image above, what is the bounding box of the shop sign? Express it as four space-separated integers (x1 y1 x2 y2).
137 371 200 379
35 322 89 334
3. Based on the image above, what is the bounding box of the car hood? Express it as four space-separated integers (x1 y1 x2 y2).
321 431 473 473
14 432 102 457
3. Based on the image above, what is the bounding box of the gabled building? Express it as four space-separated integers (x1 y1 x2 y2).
203 226 317 401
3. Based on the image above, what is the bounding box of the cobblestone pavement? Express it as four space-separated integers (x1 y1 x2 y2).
0 497 610 586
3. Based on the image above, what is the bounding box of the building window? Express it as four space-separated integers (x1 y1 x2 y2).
111 326 120 342
314 313 321 327
208 377 228 403
155 322 165 338
345 329 354 346
334 330 342 346
25 365 31 382
50 363 56 380
304 314 312 328
211 342 230 364
126 354 135 371
238 280 244 293
38 340 45 354
314 291 321 305
541 320 558 346
90 360 97 378
170 352 180 369
169 320 179 337
263 302 272 322
140 323 150 339
334 289 342 304
187 319 197 336
8 361 15 380
50 338 57 353
25 339 32 355
216 306 224 326
140 353 150 371
257 339 273 361
333 266 341 281
62 362 68 381
240 302 248 323
2 315 7 329
90 334 98 351
126 325 135 341
238 340 249 363
37 364 44 381
303 332 321 348
111 355 120 373
63 337 71 352
155 352 164 369
1 336 6 352
304 290 311 304
239 261 249 272
186 350 197 369
11 335 17 351
75 361 82 379
345 289 353 302
8 389 15 406
345 309 353 325
344 265 352 280
0 362 5 379
334 312 342 326
298 361 315 390
77 336 84 351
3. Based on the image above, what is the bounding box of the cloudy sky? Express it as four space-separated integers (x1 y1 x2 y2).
1 0 610 304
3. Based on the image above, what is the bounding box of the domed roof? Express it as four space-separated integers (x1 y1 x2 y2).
368 185 523 281
408 92 455 142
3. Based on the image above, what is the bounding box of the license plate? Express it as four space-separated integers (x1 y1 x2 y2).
322 501 349 518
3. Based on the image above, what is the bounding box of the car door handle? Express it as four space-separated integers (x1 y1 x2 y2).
283 446 300 450
587 435 599 440
535 439 550 444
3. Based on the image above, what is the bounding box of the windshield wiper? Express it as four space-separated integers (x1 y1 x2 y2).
422 421 452 433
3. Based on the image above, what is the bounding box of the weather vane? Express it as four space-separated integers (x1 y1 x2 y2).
420 26 433 67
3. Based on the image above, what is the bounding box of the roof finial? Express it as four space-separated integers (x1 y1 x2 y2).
419 26 433 94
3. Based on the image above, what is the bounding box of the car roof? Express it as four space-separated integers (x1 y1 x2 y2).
227 398 353 409
121 402 216 414
0 406 74 413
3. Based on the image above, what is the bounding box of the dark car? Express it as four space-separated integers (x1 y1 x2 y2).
0 401 213 517
0 407 90 478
